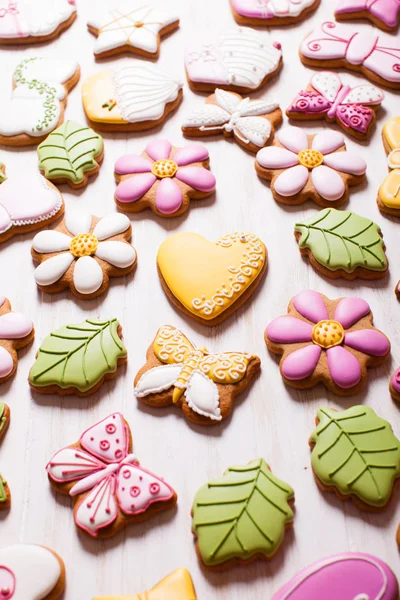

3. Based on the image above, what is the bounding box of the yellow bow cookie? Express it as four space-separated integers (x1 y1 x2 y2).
378 117 400 213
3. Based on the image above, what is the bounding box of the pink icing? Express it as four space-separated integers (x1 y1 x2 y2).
336 0 400 29
322 152 367 176
116 464 175 516
282 345 322 379
344 329 390 356
275 165 309 197
80 413 129 463
231 0 305 18
334 297 370 328
391 366 400 393
326 345 361 387
293 290 329 323
267 316 313 344
174 144 209 166
155 179 183 214
0 566 15 599
116 173 156 203
311 130 344 154
311 165 345 201
145 139 171 162
114 155 152 175
278 128 308 153
0 347 15 378
175 166 216 192
0 312 32 339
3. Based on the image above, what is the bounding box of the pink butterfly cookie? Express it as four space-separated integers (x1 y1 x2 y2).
335 0 400 32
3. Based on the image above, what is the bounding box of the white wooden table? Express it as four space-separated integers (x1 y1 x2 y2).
0 1 399 598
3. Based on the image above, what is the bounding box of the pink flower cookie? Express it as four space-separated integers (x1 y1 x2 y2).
46 412 177 539
335 0 400 32
265 290 390 395
114 139 216 217
390 365 400 401
255 127 366 207
231 0 320 26
0 296 34 383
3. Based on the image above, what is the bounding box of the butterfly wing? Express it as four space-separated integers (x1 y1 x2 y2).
116 463 175 515
135 364 183 398
46 447 107 484
74 473 118 537
153 325 195 365
341 85 385 106
184 370 221 421
240 99 280 117
80 412 129 463
199 352 254 383
183 104 230 129
311 72 342 103
214 88 241 113
234 116 273 147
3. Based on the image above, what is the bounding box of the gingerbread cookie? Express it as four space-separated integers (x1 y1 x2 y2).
300 21 400 90
309 406 400 510
272 552 399 599
82 64 182 133
32 212 137 299
294 208 388 280
231 0 320 26
134 325 260 425
265 290 390 395
46 412 177 538
93 569 197 600
29 318 127 396
192 458 294 569
335 0 400 32
185 27 282 93
114 140 216 217
287 71 384 141
157 231 267 326
389 365 400 401
0 544 65 599
255 127 367 207
0 0 76 43
37 121 103 189
0 297 34 382
0 57 80 146
377 117 400 216
182 89 282 153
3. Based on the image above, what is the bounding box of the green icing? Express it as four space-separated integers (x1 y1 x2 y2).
37 121 103 184
0 403 6 433
295 208 388 273
191 458 294 566
29 319 127 393
0 163 5 184
0 475 7 503
310 407 400 507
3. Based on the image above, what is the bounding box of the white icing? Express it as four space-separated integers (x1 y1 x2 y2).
47 447 105 483
64 210 92 236
32 230 71 253
96 241 136 268
0 84 62 137
342 85 384 105
311 72 342 103
185 370 222 421
0 0 76 39
13 57 78 87
73 255 104 294
70 454 137 496
74 474 118 534
92 213 130 240
267 0 315 16
134 364 183 397
34 253 74 286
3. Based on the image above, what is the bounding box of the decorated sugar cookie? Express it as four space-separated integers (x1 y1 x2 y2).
185 27 282 93
134 325 260 425
0 297 34 383
272 552 399 599
231 0 320 26
335 0 400 32
29 318 127 396
389 365 400 401
255 127 367 207
265 290 390 395
0 57 80 146
82 64 183 132
46 412 177 538
0 402 11 510
309 406 400 509
287 71 384 141
192 458 294 568
294 208 388 279
300 21 400 90
93 569 197 600
0 0 76 43
0 403 10 441
0 163 5 184
32 212 137 299
182 88 282 153
157 231 267 326
114 139 216 217
87 3 179 60
378 117 400 216
0 544 65 599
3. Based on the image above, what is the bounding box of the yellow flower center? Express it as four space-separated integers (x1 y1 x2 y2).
151 159 178 179
298 149 323 169
134 21 144 27
312 320 344 349
69 233 98 258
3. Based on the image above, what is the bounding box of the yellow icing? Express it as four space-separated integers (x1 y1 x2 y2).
298 149 323 169
69 233 98 258
380 117 400 209
157 232 265 320
151 159 178 178
82 71 125 124
312 320 344 349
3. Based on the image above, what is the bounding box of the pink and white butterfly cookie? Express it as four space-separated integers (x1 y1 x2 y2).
335 0 400 32
287 71 384 141
46 413 177 539
0 296 34 384
230 0 320 26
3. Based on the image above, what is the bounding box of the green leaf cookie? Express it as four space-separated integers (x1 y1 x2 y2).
0 403 7 434
310 406 400 508
192 458 294 567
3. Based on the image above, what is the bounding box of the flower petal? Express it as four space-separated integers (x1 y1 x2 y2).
114 154 152 175
277 127 308 153
323 152 367 176
96 241 136 268
0 313 33 339
312 131 344 154
293 290 329 323
282 345 322 380
145 139 172 161
175 167 216 193
155 178 183 214
327 346 361 389
174 144 209 166
344 330 389 357
274 165 308 197
73 256 103 295
256 146 299 169
312 165 345 201
266 316 313 344
334 297 370 329
115 173 156 203
92 214 130 241
65 211 92 237
34 253 74 286
32 230 72 253
0 346 13 378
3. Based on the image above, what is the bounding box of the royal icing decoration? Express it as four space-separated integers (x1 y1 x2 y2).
114 139 216 216
256 127 367 206
0 401 10 508
0 0 76 40
93 569 197 600
185 27 282 91
135 325 260 423
182 88 281 150
0 403 8 437
0 474 9 506
192 458 294 567
231 0 317 20
82 64 182 127
287 71 384 138
0 164 5 184
310 406 400 508
0 544 63 600
0 297 33 381
32 212 136 297
87 3 179 57
378 117 400 211
390 365 400 398
157 231 266 325
46 413 176 537
266 290 390 392
272 552 399 599
300 21 400 89
335 0 400 31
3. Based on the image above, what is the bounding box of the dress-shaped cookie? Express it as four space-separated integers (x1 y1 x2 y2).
378 117 400 215
231 0 320 26
0 0 76 43
335 0 400 31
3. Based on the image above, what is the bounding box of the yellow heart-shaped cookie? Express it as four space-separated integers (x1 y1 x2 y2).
157 231 267 325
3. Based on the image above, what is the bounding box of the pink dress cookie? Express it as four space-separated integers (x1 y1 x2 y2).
335 0 400 32
230 0 320 26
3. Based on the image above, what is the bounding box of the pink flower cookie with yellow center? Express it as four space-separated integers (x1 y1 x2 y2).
255 127 367 207
114 139 216 217
265 290 390 395
0 296 34 383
